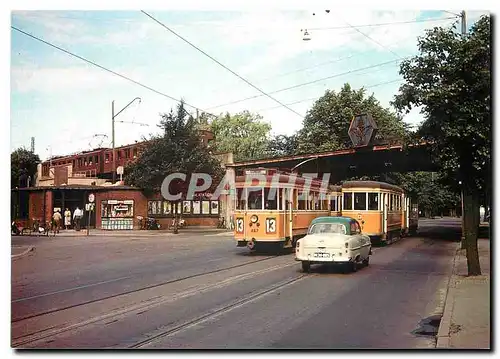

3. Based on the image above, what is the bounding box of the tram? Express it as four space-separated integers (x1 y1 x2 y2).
329 185 342 217
234 168 330 252
340 181 406 244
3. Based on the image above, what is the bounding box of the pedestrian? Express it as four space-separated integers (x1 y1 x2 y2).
52 209 62 234
64 208 72 230
73 206 83 231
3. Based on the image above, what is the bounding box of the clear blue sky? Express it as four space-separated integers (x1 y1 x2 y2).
10 8 489 160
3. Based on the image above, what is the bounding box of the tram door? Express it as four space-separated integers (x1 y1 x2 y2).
283 188 293 244
382 192 388 238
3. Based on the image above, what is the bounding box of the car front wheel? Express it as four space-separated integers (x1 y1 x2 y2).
301 261 311 273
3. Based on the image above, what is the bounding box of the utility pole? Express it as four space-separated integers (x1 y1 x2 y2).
461 10 467 36
112 100 115 183
111 97 141 183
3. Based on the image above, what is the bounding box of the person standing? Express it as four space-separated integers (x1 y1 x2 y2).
52 209 62 234
64 208 72 230
73 206 83 231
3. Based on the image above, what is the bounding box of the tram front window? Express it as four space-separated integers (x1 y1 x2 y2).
236 188 247 210
248 188 263 210
264 188 278 210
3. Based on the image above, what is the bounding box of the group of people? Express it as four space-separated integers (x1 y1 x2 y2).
51 207 84 233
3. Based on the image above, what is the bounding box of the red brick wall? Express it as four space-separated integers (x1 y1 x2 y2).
96 190 148 229
155 216 217 229
28 191 53 226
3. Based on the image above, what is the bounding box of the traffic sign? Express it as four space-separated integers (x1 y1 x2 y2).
117 166 124 175
88 193 95 203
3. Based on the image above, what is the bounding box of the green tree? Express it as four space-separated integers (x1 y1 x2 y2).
11 147 40 188
125 101 224 198
210 111 272 161
392 16 491 275
266 134 299 158
297 83 407 154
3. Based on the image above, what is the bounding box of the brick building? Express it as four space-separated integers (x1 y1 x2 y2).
12 130 234 230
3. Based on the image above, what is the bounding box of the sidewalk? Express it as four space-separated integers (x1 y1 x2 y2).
50 227 233 237
437 238 490 349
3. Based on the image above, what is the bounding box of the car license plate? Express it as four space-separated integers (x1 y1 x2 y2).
313 252 330 258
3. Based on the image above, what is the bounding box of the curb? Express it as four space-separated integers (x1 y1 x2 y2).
11 246 35 260
436 243 461 348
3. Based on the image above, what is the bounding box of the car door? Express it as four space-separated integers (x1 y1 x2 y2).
353 220 369 258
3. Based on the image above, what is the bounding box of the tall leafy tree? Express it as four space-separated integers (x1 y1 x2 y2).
125 101 224 197
392 16 491 275
297 83 407 154
210 111 272 162
266 134 299 158
11 147 40 188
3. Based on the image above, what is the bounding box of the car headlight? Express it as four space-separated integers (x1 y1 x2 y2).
250 215 258 223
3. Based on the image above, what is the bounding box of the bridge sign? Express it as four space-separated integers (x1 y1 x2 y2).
348 114 378 147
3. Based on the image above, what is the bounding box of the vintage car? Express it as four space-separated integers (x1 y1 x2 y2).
295 217 372 273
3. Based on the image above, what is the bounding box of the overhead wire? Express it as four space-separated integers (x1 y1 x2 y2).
141 10 305 119
255 78 403 112
10 25 216 118
307 16 458 31
205 58 406 110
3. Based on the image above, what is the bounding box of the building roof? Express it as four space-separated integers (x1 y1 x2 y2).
14 184 140 192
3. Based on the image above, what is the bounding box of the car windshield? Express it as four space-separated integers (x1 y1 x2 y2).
308 223 347 235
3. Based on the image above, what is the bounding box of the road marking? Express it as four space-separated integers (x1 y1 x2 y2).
12 276 132 303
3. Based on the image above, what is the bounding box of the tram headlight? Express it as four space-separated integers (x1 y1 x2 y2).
250 215 259 223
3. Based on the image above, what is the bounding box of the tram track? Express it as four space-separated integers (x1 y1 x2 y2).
128 274 311 348
12 255 297 347
12 255 278 323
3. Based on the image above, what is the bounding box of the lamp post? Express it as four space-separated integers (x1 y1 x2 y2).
112 97 141 183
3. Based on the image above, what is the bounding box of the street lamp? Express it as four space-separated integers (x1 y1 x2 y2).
112 97 142 183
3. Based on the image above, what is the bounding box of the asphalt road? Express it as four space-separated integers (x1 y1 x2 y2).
11 217 461 349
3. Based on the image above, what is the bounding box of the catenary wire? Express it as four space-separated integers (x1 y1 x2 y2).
307 16 458 30
141 10 305 119
11 25 217 118
255 78 403 112
205 58 407 110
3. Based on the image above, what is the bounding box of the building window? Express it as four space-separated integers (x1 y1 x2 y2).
343 192 353 210
133 148 138 158
193 200 201 214
163 201 171 215
211 201 219 215
202 201 210 214
354 193 366 210
368 193 379 210
182 201 191 214
147 200 163 215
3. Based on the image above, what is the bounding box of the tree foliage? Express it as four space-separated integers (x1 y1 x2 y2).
392 16 491 275
210 111 272 162
124 101 224 196
266 134 299 158
297 83 407 154
11 148 40 188
392 16 491 191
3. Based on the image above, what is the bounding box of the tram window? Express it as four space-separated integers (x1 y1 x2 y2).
343 192 353 210
298 191 306 210
390 194 394 211
331 197 337 212
368 193 379 210
236 188 246 210
264 188 278 210
248 188 263 210
354 193 366 210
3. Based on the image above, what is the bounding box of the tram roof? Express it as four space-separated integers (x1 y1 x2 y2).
341 180 404 193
